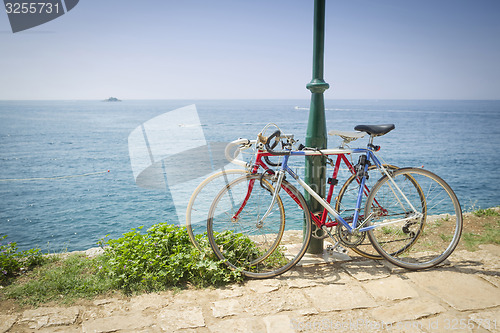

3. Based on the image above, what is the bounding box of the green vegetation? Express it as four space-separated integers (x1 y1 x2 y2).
439 233 453 242
473 208 500 218
381 226 405 236
100 223 243 294
3 254 112 305
462 220 500 251
212 230 289 272
433 215 449 228
1 224 246 306
1 235 45 285
459 207 500 251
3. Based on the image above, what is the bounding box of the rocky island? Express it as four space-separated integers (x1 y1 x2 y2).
103 97 121 102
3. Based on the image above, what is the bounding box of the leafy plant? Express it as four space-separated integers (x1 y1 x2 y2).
100 224 244 293
0 235 44 284
211 230 289 273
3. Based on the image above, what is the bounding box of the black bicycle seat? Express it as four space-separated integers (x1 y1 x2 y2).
354 124 395 137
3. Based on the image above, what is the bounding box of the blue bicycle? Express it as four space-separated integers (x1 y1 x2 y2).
207 124 463 278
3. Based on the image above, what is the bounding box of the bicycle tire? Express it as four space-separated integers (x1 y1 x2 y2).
366 168 462 270
186 169 248 252
207 173 312 278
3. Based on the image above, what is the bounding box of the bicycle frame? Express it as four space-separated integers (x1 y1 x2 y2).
231 141 400 230
258 146 422 234
285 148 379 232
239 147 362 226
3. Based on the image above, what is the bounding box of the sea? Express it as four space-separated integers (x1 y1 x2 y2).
1 99 499 252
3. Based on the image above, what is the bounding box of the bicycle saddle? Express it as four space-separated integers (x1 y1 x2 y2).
354 124 395 137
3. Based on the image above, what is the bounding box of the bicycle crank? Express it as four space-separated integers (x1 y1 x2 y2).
335 223 366 247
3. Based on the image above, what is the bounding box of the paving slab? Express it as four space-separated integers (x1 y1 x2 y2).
452 248 500 271
263 314 296 333
317 269 357 285
83 299 128 321
217 285 245 298
245 279 281 294
208 317 266 333
284 276 320 289
341 260 391 281
36 326 83 333
416 312 500 333
128 292 171 311
45 307 80 328
211 298 243 318
81 313 155 333
389 321 427 333
370 299 446 324
0 315 18 333
408 270 500 311
469 309 500 333
20 306 80 329
479 273 500 288
411 315 448 333
169 288 219 306
296 307 320 316
288 309 391 332
242 288 311 316
362 275 420 301
156 306 205 331
306 283 378 311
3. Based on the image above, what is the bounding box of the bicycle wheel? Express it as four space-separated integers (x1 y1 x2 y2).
366 168 462 270
335 164 401 259
186 169 248 252
207 174 312 278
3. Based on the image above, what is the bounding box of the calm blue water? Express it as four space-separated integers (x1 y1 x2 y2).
1 100 499 252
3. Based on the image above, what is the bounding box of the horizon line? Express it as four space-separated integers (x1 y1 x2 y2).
1 98 500 102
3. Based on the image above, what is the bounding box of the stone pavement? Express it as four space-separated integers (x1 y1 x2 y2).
1 244 499 333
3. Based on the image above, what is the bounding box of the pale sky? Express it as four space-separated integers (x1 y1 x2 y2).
1 0 499 100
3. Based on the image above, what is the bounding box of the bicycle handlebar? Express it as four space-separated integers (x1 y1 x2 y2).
265 130 291 156
263 137 282 166
224 138 254 167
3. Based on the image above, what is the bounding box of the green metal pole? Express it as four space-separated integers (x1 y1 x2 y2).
305 0 329 254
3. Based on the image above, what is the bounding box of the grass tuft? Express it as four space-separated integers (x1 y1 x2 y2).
473 208 500 218
3 254 113 306
462 220 500 251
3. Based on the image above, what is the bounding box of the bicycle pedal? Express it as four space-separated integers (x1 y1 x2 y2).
326 244 348 255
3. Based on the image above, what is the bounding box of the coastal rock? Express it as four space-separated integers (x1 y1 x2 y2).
103 97 121 102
